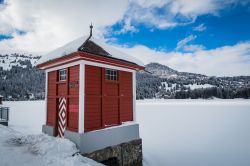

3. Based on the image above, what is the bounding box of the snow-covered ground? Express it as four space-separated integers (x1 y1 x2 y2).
0 101 102 166
1 99 250 166
0 126 102 166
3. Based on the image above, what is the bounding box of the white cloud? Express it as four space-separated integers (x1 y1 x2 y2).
176 35 197 50
0 0 129 52
118 42 250 76
122 0 248 30
183 44 205 52
114 18 139 34
170 0 220 19
0 0 248 52
0 0 250 77
193 23 207 31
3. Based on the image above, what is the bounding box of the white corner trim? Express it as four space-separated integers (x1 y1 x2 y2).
45 71 48 125
78 63 85 133
132 71 136 122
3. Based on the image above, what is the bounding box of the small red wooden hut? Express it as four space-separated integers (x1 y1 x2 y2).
37 27 144 154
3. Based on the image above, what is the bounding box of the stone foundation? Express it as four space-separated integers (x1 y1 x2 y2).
0 121 8 126
83 139 142 166
42 123 143 165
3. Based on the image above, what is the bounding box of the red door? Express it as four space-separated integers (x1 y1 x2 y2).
103 76 120 127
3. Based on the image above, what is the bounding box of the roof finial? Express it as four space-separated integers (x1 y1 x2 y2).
89 23 93 37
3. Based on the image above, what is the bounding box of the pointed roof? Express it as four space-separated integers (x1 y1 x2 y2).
37 36 144 67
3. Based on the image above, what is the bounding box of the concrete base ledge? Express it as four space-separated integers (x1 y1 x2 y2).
0 121 8 126
66 123 140 153
42 123 140 154
42 124 54 136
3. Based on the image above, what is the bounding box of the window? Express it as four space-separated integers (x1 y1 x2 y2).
59 69 67 81
105 69 118 81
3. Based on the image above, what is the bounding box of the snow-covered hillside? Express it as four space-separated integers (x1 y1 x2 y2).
137 63 250 99
2 100 250 166
0 50 41 70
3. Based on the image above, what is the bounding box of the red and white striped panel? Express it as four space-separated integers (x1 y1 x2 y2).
58 97 66 138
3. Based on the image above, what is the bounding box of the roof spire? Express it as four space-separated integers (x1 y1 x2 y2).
89 23 93 37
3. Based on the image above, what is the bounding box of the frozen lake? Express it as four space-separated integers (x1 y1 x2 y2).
3 99 250 166
137 99 250 166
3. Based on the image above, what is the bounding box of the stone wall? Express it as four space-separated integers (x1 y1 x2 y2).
82 139 142 166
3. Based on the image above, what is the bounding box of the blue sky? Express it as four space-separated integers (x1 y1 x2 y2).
0 0 250 76
108 4 250 52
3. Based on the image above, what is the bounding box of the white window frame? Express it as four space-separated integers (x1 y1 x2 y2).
59 69 67 81
105 68 118 81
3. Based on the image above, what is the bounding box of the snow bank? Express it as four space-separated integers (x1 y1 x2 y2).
0 125 102 166
37 36 144 67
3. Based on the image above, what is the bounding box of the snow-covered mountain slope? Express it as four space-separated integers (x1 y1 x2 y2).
0 51 249 100
0 51 41 70
0 51 44 101
137 63 250 99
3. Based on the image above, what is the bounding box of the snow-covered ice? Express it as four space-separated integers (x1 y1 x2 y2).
137 99 250 166
3 100 46 134
2 99 250 166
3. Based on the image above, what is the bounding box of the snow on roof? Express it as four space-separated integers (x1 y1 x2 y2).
37 36 144 67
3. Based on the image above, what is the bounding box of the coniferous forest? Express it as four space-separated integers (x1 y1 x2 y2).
0 53 249 100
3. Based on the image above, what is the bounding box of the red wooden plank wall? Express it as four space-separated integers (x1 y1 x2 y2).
67 65 79 131
85 65 102 131
47 71 57 126
84 65 133 132
119 71 133 122
46 65 79 133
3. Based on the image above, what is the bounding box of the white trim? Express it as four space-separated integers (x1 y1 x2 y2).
46 61 82 72
39 57 80 70
83 60 134 73
40 54 141 71
45 71 48 124
46 60 134 73
78 63 85 133
132 71 136 122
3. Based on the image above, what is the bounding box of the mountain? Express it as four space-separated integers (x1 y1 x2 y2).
0 52 249 100
137 63 250 99
0 52 44 100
